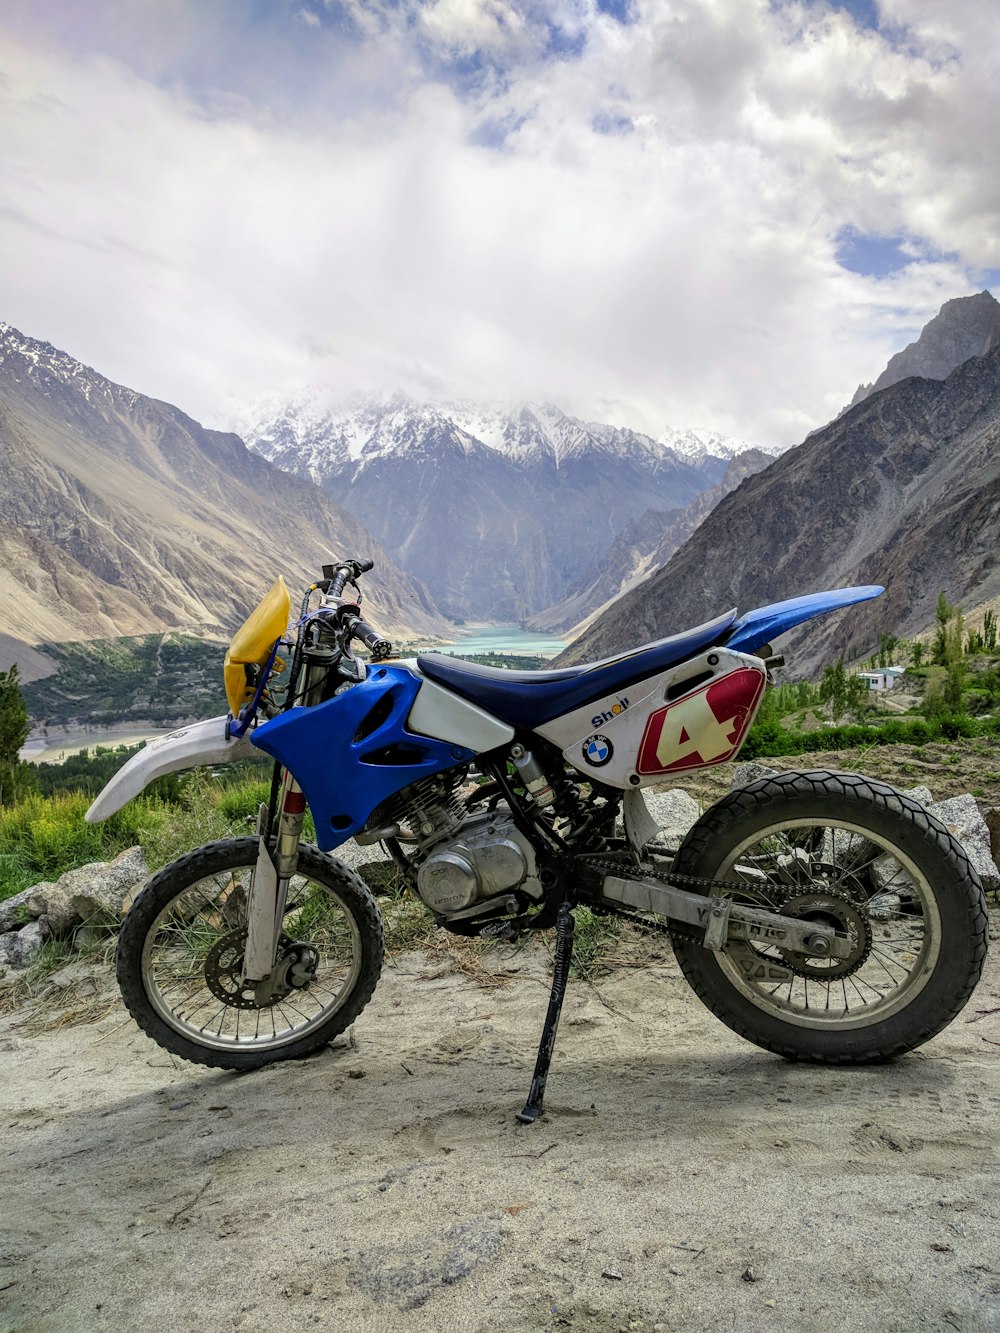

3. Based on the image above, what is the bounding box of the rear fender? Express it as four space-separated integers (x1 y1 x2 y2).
85 715 258 823
723 585 883 654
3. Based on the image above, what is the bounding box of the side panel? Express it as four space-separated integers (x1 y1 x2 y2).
535 649 767 790
406 675 515 751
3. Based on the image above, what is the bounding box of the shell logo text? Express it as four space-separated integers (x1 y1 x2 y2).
590 696 630 729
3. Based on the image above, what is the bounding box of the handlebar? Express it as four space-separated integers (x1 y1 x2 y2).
322 558 374 600
346 615 392 662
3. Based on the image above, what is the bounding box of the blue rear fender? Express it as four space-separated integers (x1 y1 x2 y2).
723 586 883 654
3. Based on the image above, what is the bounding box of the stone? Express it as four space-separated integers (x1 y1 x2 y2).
0 920 48 972
642 790 701 847
730 762 779 789
902 786 934 807
0 885 40 933
25 846 150 936
925 794 999 892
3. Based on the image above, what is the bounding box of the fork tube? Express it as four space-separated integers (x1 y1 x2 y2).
271 769 306 937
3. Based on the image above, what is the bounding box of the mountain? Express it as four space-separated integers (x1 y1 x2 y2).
849 290 1000 409
0 325 449 660
241 395 759 622
557 342 1000 675
528 448 774 635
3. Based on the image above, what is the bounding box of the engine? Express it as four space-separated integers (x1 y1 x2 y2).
361 773 543 919
415 809 544 915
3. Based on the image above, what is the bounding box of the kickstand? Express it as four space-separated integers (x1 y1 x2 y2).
516 902 576 1124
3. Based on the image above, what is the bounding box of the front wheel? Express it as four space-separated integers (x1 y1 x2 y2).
117 838 384 1070
669 771 988 1063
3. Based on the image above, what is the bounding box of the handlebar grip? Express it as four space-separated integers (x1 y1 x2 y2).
351 617 392 661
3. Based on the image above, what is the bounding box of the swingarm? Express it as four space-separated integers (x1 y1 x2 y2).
597 872 852 960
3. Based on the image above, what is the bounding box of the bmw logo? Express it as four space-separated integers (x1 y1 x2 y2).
582 734 613 767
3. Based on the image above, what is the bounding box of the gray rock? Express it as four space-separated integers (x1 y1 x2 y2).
0 885 38 933
925 794 999 892
349 1217 502 1311
642 790 701 846
0 920 48 971
25 846 149 936
902 785 934 807
731 762 779 789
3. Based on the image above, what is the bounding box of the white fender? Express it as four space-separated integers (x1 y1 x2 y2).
85 715 258 823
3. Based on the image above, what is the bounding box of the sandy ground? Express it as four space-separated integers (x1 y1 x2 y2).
1 913 998 1333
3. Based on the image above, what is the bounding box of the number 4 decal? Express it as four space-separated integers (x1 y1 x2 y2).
636 668 765 775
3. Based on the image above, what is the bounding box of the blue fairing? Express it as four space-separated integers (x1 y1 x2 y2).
250 665 475 851
724 586 884 653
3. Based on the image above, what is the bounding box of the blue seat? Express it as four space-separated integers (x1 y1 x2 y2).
416 609 737 729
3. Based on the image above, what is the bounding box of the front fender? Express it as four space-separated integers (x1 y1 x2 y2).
85 715 258 823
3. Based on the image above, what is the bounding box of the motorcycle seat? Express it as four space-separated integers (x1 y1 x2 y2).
416 609 737 729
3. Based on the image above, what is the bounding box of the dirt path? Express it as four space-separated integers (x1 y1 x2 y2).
2 916 999 1333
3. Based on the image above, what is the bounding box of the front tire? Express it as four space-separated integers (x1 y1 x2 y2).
117 838 384 1070
669 771 988 1063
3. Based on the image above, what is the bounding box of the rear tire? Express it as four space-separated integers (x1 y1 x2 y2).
117 838 384 1070
669 771 988 1063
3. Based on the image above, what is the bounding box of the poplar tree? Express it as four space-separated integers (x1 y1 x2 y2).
0 665 31 807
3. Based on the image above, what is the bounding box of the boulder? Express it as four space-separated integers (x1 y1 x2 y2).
925 794 999 893
0 920 48 972
642 790 702 846
25 846 150 936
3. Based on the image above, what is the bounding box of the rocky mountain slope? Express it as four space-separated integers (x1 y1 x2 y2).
242 397 759 622
848 290 1000 409
558 340 1000 675
0 325 449 659
529 448 773 635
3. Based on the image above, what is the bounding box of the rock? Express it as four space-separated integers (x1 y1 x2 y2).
903 785 934 807
730 762 779 789
25 846 150 936
0 885 38 933
0 920 48 971
925 794 999 892
642 790 701 846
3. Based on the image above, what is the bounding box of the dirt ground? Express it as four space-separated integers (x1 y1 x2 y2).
1 911 998 1333
1 741 999 1333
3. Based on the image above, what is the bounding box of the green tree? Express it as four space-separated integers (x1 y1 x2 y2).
819 658 868 722
943 607 966 713
932 592 953 666
982 609 997 653
911 640 925 668
0 665 31 807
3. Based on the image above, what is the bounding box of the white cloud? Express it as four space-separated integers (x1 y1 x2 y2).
0 0 997 449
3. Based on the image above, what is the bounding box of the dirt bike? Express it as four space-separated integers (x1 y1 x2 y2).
88 559 988 1122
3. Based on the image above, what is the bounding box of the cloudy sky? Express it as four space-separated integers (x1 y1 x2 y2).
2 0 998 448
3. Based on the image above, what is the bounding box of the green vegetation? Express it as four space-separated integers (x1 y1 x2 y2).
23 633 225 728
0 665 32 807
450 652 548 670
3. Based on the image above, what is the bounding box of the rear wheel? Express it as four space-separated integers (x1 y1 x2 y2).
117 838 384 1069
669 771 988 1063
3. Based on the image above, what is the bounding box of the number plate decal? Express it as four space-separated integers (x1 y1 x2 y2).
636 668 766 775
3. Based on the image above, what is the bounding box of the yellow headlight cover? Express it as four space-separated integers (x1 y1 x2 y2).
224 575 291 717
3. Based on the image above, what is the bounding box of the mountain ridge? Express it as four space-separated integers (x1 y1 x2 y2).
557 342 1000 675
0 324 450 661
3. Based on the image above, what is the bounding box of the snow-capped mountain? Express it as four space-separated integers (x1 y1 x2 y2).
240 395 761 621
660 424 783 465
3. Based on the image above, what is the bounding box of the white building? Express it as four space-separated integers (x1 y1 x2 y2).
857 666 906 691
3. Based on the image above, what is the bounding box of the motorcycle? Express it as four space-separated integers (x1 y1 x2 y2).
88 559 988 1122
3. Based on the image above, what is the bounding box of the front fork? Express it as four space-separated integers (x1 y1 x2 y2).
242 767 306 988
